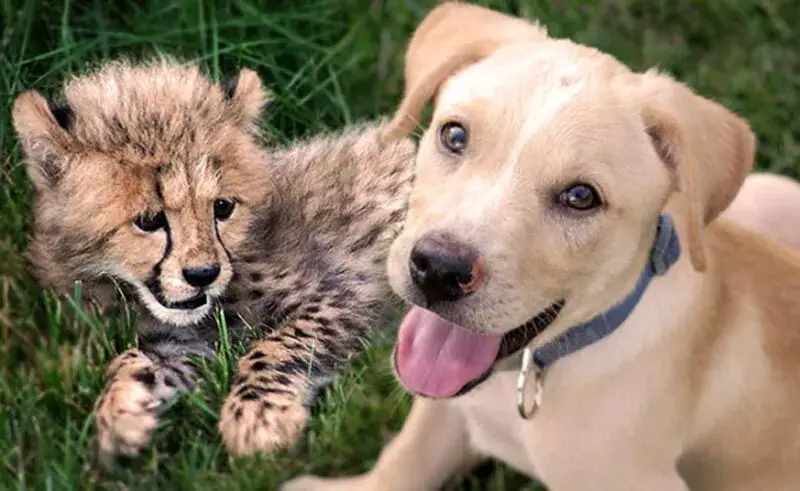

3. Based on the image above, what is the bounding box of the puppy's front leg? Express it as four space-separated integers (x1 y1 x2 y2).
280 397 478 491
544 463 689 491
575 472 689 491
640 474 690 491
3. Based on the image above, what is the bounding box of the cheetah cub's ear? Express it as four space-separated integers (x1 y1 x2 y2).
220 68 272 126
12 90 75 191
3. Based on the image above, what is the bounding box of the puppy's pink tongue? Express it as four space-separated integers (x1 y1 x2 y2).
395 306 502 398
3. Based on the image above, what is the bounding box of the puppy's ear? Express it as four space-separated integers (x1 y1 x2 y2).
384 1 547 141
12 90 75 191
220 68 272 125
638 70 756 272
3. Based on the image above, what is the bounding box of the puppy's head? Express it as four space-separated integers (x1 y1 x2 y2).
386 2 755 398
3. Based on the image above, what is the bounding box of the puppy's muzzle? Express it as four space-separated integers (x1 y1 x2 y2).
409 231 486 304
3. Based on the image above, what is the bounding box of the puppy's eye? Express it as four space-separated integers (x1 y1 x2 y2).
557 184 602 212
214 198 236 221
439 122 468 155
133 211 167 233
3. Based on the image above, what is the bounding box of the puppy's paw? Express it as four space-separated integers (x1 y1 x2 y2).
95 374 161 465
279 475 377 491
219 388 308 456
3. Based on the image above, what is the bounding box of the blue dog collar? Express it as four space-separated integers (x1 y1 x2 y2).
529 213 682 370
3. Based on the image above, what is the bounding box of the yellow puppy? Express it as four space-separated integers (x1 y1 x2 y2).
284 3 800 490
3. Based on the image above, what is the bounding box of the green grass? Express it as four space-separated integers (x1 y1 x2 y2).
1 0 798 489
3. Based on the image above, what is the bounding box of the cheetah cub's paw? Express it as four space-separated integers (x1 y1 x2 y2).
218 385 308 456
94 350 169 465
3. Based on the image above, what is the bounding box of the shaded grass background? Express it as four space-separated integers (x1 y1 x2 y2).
1 0 798 489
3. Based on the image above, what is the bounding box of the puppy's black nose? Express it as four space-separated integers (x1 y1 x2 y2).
409 232 484 305
182 264 221 288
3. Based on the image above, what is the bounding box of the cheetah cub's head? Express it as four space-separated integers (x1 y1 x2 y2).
13 59 272 326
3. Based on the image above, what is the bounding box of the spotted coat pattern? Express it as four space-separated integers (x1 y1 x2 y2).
12 59 416 461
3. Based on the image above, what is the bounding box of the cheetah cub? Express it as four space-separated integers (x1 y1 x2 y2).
12 58 415 462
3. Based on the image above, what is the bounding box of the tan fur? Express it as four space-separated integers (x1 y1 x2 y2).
720 172 800 250
283 3 800 490
94 349 171 464
13 58 416 462
382 1 547 141
13 60 270 324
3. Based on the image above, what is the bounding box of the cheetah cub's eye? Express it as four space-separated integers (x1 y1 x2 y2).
214 198 236 221
133 210 167 233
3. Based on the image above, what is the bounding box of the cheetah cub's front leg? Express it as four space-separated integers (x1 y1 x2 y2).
220 288 381 456
219 306 360 455
95 349 177 463
218 335 310 456
95 334 205 465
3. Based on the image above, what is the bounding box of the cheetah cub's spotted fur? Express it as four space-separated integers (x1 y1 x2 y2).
12 58 415 461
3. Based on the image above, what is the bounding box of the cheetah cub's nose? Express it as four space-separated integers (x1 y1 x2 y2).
182 264 221 288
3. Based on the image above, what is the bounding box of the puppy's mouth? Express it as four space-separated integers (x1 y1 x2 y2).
392 300 564 399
